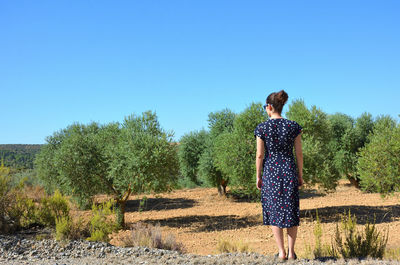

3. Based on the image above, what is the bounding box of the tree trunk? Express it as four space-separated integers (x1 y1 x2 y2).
218 179 228 196
349 177 360 189
116 199 126 229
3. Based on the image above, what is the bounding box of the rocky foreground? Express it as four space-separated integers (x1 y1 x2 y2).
0 234 399 265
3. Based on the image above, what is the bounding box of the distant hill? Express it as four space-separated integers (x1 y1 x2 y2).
0 144 43 169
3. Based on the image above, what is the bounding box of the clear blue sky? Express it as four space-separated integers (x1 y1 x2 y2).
1 0 399 144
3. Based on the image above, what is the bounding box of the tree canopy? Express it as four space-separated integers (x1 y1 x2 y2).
35 111 179 227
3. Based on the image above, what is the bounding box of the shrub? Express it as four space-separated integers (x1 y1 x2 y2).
121 222 185 253
55 216 88 241
87 199 118 242
312 209 333 258
0 163 42 232
357 116 400 194
38 190 70 227
214 103 267 198
286 100 340 190
332 210 388 259
178 130 209 186
217 238 250 253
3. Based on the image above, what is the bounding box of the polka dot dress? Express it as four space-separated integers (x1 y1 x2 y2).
254 118 302 228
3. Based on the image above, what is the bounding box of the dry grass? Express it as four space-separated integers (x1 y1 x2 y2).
103 180 400 256
119 222 186 253
217 238 250 253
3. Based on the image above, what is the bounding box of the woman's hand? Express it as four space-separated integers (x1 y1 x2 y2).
298 176 304 187
257 176 262 190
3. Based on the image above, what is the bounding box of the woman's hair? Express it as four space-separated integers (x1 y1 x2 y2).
266 90 289 114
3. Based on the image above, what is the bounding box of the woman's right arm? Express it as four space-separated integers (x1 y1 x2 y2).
294 134 303 186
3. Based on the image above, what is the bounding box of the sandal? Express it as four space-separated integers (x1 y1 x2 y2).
288 252 297 260
275 253 287 261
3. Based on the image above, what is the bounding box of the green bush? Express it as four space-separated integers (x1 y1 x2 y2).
0 162 43 232
286 100 340 190
214 103 267 197
55 216 88 241
38 190 70 227
357 116 400 194
87 199 118 242
178 130 209 186
332 210 388 259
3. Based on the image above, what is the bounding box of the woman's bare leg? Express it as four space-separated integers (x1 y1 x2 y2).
287 226 298 259
271 226 286 258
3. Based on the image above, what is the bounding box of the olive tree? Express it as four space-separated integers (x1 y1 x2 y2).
213 103 267 197
198 109 236 195
178 130 209 186
35 111 179 228
286 99 340 190
338 112 375 187
357 115 400 194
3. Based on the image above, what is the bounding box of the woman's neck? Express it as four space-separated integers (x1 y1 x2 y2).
270 113 283 119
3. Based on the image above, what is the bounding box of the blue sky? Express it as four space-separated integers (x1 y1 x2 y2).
1 0 399 144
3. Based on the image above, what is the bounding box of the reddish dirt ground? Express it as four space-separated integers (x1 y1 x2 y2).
109 180 400 258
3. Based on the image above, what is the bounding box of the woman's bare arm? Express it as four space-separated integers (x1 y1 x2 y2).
294 134 303 186
256 137 265 190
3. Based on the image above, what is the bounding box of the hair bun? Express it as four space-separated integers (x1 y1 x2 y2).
275 90 288 105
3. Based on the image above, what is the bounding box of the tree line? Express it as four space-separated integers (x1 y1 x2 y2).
0 144 42 169
34 100 400 227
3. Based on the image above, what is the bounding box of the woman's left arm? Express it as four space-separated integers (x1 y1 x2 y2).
256 136 265 190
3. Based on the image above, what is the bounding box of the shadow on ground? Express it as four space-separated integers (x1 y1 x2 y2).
301 205 400 224
125 197 197 212
299 188 326 199
132 214 260 232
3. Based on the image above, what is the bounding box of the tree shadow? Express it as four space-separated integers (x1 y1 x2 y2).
301 205 400 224
299 189 326 199
125 197 197 212
131 214 260 232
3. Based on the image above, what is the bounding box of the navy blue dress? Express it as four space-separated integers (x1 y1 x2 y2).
254 118 302 228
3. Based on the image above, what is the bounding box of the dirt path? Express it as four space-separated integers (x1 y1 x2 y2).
110 180 400 258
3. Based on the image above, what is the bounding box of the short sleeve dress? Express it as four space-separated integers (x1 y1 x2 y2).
254 118 302 228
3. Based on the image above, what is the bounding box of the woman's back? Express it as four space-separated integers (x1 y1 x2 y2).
255 118 302 161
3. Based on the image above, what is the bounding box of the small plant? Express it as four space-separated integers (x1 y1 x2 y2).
217 238 250 253
55 216 88 242
138 196 148 212
385 248 400 261
312 209 333 258
37 189 70 227
332 210 388 259
87 199 118 242
121 222 185 253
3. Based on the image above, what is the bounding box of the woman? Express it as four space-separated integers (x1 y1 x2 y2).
254 90 303 260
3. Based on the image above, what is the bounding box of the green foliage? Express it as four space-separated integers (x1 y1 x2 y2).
333 113 375 184
198 109 235 195
122 222 186 253
178 130 209 185
0 144 41 169
55 216 72 241
35 111 180 227
55 216 88 242
38 190 70 227
286 99 340 190
0 162 18 233
0 162 42 232
214 103 267 197
332 210 388 259
87 199 118 242
311 209 333 258
357 116 400 194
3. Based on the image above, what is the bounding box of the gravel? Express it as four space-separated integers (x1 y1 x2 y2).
1 234 399 265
